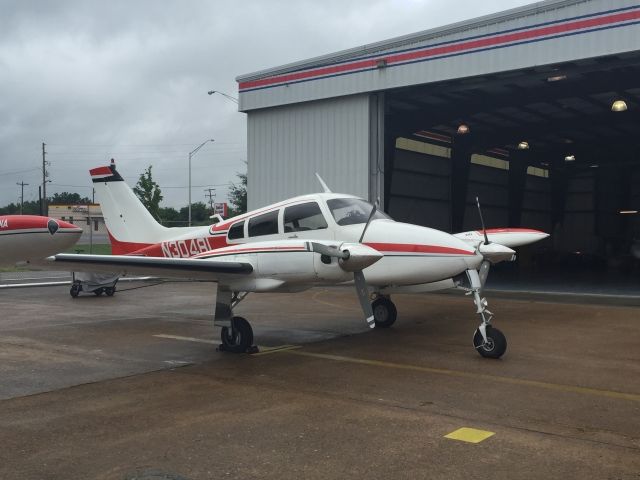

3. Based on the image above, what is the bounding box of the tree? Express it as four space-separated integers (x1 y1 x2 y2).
158 206 182 226
228 169 247 216
49 192 92 205
0 200 40 215
133 166 163 220
179 202 208 225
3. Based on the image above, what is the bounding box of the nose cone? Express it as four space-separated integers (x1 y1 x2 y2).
339 243 384 271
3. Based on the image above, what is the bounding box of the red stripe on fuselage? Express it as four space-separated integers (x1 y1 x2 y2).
0 215 79 231
364 242 474 256
194 245 307 258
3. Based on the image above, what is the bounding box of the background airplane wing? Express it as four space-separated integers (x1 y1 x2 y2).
46 253 253 282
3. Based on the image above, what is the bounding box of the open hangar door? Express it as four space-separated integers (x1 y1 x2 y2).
382 54 640 292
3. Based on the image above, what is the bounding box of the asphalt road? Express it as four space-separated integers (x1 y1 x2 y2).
1 282 639 479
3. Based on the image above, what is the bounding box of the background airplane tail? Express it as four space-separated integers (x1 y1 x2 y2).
90 163 172 254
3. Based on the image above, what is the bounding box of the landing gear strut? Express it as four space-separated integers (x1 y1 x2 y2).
215 289 257 354
466 267 507 359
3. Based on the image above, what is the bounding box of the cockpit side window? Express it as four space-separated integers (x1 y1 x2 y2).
326 198 391 226
228 220 245 240
283 202 328 233
248 210 279 237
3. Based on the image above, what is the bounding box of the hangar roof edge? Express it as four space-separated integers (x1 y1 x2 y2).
235 0 583 82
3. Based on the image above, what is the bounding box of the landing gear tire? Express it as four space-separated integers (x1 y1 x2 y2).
220 316 254 353
105 286 116 296
70 284 80 298
94 288 104 296
473 325 507 359
372 297 397 328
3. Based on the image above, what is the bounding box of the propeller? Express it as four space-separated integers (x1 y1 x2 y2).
474 197 515 290
309 203 381 328
475 196 489 245
359 204 377 243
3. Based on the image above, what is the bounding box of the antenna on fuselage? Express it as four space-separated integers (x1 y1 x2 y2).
315 173 332 193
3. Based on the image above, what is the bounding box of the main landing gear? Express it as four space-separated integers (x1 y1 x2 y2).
215 290 258 354
371 296 397 328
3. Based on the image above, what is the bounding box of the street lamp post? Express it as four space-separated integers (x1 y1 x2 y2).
188 139 214 226
207 90 239 104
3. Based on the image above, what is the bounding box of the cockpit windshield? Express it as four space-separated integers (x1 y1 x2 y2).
326 198 392 226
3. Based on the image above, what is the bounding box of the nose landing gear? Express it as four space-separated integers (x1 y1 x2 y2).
466 268 507 359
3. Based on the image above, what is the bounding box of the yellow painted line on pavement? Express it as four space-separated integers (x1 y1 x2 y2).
445 427 495 443
154 334 217 344
154 334 299 355
251 345 301 356
285 350 640 403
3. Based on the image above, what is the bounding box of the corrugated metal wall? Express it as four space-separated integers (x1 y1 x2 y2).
247 95 370 210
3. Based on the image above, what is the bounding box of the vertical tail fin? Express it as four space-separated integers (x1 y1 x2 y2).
90 163 170 254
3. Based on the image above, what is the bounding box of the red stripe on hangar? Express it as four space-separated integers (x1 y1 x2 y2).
364 242 475 256
239 7 640 91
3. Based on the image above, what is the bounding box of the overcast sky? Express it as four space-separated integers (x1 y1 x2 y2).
0 0 534 210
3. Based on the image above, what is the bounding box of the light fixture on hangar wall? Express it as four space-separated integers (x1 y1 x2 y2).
564 154 575 162
547 74 567 82
517 141 529 150
611 100 628 112
457 124 470 135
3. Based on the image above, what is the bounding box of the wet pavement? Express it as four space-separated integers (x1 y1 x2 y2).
1 282 639 479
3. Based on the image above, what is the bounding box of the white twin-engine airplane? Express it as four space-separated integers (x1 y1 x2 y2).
47 163 549 358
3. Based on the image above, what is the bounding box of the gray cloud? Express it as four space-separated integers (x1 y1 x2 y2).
0 0 532 208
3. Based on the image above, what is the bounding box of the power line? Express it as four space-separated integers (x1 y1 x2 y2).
0 167 41 176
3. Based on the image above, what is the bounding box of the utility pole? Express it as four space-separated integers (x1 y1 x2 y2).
42 142 49 216
16 181 29 214
188 139 214 226
204 188 216 212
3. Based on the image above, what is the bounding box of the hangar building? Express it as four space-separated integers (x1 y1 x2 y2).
236 0 640 289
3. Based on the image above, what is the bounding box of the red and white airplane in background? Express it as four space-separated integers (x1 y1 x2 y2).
47 163 549 358
0 215 82 266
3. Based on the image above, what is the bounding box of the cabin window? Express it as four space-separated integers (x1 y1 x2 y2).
284 202 328 232
228 220 245 240
248 211 279 237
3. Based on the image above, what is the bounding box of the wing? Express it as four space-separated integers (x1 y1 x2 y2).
46 253 253 282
